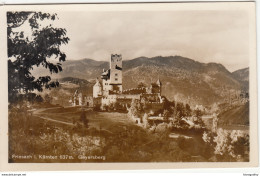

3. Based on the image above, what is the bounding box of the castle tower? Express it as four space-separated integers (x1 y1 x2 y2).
100 54 123 96
110 54 122 91
93 78 102 98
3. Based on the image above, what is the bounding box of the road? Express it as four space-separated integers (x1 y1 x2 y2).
31 106 76 126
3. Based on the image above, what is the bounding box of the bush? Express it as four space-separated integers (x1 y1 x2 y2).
202 128 249 161
9 106 106 162
93 104 101 111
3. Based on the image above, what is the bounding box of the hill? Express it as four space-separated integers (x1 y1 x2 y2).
42 77 94 106
232 67 249 91
218 102 249 126
33 56 248 106
122 56 242 106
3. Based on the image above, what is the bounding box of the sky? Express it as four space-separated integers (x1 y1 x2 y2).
52 10 249 72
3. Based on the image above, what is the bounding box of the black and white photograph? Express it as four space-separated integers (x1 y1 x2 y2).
0 2 257 169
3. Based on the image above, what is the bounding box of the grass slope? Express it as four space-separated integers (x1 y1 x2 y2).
218 102 249 126
30 107 209 162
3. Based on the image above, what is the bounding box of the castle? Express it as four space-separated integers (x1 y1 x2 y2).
71 54 163 108
92 54 163 108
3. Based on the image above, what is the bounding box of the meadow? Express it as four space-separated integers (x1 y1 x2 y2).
9 105 212 163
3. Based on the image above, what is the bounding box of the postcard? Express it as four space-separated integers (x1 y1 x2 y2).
0 1 257 171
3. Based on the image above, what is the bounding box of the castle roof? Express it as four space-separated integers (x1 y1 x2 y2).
111 54 121 57
101 69 110 75
94 78 101 87
101 69 110 79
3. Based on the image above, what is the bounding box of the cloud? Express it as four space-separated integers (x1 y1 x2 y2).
55 10 249 72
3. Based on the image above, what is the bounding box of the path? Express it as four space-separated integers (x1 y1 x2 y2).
34 115 75 126
32 106 76 126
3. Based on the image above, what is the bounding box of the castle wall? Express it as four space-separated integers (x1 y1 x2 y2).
145 102 163 111
93 97 102 107
141 93 161 103
116 98 132 106
123 87 146 94
102 79 112 96
93 84 102 98
116 94 141 100
101 95 117 105
101 94 141 106
84 96 94 107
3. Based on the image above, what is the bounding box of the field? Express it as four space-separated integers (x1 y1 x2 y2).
218 102 249 127
35 107 139 131
9 102 250 163
9 105 214 163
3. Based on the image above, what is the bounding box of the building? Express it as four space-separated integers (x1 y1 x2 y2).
71 89 93 107
93 78 102 98
93 54 163 108
101 54 123 96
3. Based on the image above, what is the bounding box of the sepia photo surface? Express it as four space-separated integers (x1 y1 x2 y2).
0 2 258 170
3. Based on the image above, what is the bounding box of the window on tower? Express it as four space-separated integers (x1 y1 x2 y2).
115 78 118 81
115 73 118 76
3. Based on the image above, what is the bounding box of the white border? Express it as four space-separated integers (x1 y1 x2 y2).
0 1 258 172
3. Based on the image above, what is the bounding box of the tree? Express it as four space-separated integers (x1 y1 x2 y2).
185 104 192 116
44 94 53 104
142 113 150 129
230 130 249 157
175 102 185 119
194 109 203 118
80 110 89 128
212 114 218 133
7 12 70 103
162 109 170 123
128 99 141 118
137 82 146 88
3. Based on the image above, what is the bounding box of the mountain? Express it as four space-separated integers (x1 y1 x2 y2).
43 77 94 106
31 58 109 82
59 59 109 81
218 102 249 126
232 67 249 91
232 67 249 82
33 56 247 106
60 77 91 86
120 56 242 106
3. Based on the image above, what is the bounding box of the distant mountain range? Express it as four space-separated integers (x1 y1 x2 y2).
33 56 249 106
